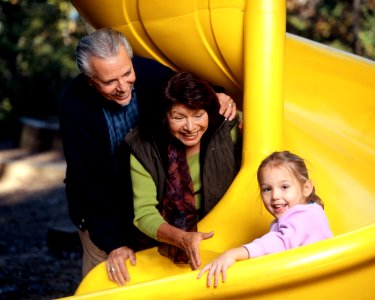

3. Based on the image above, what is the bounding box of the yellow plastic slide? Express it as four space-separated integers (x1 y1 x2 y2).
59 0 375 299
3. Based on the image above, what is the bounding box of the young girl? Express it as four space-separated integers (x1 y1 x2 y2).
197 150 333 287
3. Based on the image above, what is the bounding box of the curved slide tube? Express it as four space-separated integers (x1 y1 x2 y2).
59 0 375 299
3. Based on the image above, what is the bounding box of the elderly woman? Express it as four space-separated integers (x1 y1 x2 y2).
125 71 242 270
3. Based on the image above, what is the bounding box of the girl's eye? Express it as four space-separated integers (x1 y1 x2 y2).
262 187 271 192
281 185 289 190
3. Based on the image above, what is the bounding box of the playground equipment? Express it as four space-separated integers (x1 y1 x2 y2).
59 0 375 299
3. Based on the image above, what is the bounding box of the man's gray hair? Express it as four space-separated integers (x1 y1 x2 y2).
76 27 133 78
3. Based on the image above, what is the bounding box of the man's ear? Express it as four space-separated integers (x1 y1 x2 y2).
304 180 314 198
87 77 94 86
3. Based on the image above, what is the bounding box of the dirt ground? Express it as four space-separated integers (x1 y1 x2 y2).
0 147 82 300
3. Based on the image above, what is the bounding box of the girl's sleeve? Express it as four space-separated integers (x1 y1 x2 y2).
130 154 164 240
243 204 333 258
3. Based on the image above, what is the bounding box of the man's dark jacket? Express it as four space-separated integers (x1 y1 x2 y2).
59 56 174 253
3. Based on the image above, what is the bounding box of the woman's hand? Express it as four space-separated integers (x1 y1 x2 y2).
106 246 136 286
179 231 215 270
156 223 214 269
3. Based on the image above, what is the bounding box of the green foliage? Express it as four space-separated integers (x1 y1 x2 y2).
287 0 375 61
0 0 87 133
359 2 375 58
0 98 12 122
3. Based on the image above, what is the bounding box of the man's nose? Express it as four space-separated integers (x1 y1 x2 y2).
117 78 128 91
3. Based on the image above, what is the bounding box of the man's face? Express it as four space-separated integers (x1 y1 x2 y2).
89 46 136 106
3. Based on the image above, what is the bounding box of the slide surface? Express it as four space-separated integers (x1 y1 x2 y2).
59 1 375 299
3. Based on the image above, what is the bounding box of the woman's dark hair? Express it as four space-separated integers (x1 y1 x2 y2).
257 151 324 208
160 71 222 131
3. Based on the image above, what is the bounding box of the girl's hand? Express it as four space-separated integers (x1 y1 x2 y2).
197 247 249 287
196 251 235 287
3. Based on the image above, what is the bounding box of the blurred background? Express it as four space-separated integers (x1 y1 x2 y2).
0 0 374 299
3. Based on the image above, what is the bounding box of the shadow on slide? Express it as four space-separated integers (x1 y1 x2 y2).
59 0 375 299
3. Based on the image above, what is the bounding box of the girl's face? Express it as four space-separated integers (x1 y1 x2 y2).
167 104 209 151
259 165 312 219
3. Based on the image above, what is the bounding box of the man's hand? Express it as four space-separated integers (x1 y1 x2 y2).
216 92 237 121
106 246 136 286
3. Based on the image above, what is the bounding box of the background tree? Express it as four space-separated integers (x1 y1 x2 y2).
286 0 375 60
0 0 88 145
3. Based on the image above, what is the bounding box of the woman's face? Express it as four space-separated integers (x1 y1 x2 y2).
167 104 209 149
